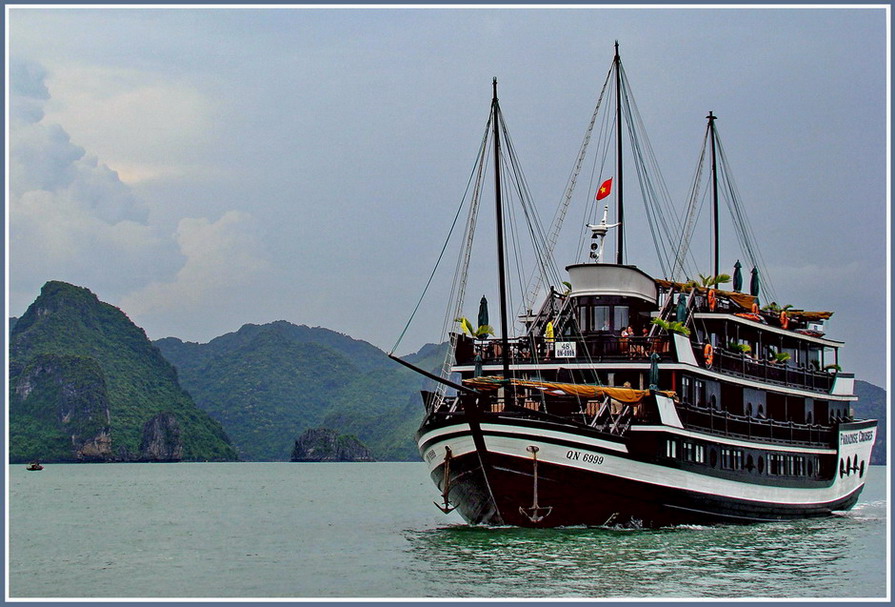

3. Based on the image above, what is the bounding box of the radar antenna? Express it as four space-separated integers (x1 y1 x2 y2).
586 205 621 263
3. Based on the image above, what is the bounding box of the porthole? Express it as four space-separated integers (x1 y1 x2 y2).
709 449 718 468
746 454 755 472
758 456 765 474
807 459 814 476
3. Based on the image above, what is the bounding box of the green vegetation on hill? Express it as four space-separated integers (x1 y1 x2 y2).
853 380 887 465
155 322 445 461
9 281 237 462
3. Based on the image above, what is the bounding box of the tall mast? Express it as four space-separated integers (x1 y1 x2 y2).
614 41 624 265
708 111 719 280
491 78 511 379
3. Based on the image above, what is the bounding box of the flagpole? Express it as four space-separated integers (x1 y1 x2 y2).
614 41 624 265
708 111 719 280
491 78 511 382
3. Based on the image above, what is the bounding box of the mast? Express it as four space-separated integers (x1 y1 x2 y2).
614 41 624 265
491 78 511 379
708 111 719 280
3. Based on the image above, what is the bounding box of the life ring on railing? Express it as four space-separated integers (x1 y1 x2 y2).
751 302 760 315
707 289 717 311
779 310 789 329
703 343 714 367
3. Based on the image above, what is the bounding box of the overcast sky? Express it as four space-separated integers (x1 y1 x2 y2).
6 5 889 387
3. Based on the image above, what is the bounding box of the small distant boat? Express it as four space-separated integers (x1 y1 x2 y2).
26 462 43 471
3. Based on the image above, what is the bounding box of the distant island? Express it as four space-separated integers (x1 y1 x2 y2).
291 428 374 462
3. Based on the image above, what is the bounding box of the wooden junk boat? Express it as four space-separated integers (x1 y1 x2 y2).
391 45 877 527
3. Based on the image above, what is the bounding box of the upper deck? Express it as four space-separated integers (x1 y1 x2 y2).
453 263 849 398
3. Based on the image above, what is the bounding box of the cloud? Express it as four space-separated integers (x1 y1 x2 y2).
120 210 270 321
40 63 214 185
8 57 266 333
9 57 169 301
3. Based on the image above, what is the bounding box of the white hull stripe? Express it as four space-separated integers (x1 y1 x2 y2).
479 422 628 454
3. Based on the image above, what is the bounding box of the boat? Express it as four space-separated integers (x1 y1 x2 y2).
391 44 877 527
26 461 43 471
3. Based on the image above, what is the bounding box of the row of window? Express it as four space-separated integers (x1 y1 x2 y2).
577 304 629 333
665 439 822 478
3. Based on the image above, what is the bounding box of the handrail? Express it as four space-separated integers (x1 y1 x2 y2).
455 333 672 366
675 401 836 447
709 347 835 392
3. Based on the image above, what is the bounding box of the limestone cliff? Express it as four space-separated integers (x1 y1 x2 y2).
9 280 237 463
290 428 375 462
10 353 115 462
139 412 184 461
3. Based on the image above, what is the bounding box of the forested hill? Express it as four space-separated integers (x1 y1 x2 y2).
154 322 446 461
8 281 237 463
853 380 887 465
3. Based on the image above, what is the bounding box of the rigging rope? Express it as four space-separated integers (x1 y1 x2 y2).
523 65 613 306
389 114 491 356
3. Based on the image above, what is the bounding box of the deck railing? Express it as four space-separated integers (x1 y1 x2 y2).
675 401 835 447
710 348 835 392
454 334 672 366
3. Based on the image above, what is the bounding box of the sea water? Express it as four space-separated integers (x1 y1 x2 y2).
7 462 888 599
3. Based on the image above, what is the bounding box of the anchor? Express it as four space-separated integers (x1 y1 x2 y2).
519 445 553 523
434 446 456 514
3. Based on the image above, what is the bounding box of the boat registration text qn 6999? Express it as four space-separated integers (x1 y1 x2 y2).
566 450 604 465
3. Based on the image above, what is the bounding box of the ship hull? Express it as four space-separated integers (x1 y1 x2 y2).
418 416 872 528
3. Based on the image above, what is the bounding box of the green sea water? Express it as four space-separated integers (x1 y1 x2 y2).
7 462 888 599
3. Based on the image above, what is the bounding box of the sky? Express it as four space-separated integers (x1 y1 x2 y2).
5 4 889 387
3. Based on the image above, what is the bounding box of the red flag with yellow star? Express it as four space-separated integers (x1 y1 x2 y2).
596 178 613 201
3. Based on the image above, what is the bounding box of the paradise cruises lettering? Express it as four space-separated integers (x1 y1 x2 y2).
840 430 875 446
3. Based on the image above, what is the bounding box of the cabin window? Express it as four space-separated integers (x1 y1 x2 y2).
593 306 611 331
613 306 629 332
680 441 704 464
681 376 693 405
666 439 677 459
808 347 822 371
695 380 706 408
720 448 744 470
